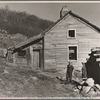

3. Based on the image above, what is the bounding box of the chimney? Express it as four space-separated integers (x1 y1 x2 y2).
60 6 69 18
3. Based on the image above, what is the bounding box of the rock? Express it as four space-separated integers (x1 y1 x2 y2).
95 84 100 90
73 89 79 92
31 76 38 81
87 88 96 97
83 86 91 93
77 85 82 90
4 69 9 74
86 78 94 87
93 86 100 92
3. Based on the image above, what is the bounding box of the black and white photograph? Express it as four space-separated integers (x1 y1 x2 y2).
0 1 99 98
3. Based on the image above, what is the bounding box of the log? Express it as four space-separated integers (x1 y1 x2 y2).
94 54 100 57
91 47 100 52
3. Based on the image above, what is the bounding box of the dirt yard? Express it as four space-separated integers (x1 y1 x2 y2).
0 57 80 98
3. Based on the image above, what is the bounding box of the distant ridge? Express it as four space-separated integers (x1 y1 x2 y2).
0 7 54 38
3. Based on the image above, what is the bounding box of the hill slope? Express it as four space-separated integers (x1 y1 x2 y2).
0 8 54 38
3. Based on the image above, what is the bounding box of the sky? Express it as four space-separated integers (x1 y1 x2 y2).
0 2 100 27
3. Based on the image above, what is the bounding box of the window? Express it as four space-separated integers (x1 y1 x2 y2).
69 46 77 60
18 50 26 57
68 30 76 38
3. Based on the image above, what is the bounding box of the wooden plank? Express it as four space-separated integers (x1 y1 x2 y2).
44 13 100 71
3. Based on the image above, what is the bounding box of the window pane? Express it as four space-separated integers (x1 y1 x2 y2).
68 30 75 37
18 50 26 57
69 46 77 60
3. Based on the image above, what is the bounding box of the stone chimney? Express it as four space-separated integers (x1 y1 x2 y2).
60 6 69 18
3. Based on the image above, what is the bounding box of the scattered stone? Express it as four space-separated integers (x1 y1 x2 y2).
73 88 79 92
93 86 100 92
87 88 96 97
95 84 100 90
82 86 91 93
86 78 94 87
77 85 82 90
31 76 38 81
4 69 9 74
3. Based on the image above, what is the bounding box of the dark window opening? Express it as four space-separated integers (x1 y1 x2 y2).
18 50 26 57
69 46 77 60
68 30 75 38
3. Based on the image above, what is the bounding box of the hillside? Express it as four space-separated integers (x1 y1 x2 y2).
0 57 79 97
0 7 54 38
0 33 27 49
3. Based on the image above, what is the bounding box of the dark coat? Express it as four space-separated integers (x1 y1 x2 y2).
66 64 74 81
67 64 74 74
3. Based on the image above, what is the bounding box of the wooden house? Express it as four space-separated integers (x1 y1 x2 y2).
7 6 100 71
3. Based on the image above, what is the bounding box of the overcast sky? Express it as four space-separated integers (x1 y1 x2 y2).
0 3 100 27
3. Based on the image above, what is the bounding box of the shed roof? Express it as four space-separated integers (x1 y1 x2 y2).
8 34 43 52
9 10 100 52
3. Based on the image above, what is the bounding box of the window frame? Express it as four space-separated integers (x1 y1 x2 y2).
68 45 78 61
67 29 76 38
17 50 26 58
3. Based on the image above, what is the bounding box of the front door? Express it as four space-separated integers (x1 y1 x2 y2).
33 50 40 69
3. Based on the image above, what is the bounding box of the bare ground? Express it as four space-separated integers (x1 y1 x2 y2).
0 57 80 97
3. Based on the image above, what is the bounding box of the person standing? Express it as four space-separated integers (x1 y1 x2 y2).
82 62 87 79
66 62 74 82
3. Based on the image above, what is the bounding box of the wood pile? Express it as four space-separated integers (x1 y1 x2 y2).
86 47 100 84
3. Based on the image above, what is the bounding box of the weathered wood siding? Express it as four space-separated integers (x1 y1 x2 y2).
44 15 100 70
11 41 43 69
13 49 28 66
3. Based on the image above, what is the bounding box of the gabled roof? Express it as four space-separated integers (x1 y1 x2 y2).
9 10 100 52
69 11 100 33
43 11 100 35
